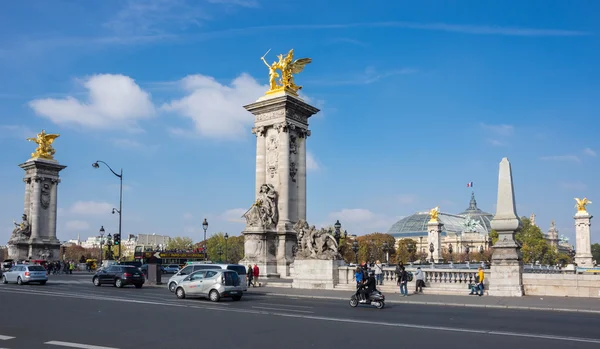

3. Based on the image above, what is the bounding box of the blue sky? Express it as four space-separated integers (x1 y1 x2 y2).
0 0 598 245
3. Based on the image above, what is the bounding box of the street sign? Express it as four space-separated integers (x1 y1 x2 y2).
153 252 161 258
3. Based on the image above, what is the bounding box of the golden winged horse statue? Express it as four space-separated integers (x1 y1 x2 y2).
27 130 60 160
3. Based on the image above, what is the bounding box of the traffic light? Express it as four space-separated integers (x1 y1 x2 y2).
114 233 120 245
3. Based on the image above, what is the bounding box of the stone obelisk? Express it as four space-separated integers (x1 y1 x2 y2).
241 49 319 278
8 130 66 261
488 157 524 297
574 200 593 267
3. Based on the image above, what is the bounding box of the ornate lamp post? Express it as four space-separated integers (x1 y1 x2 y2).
93 161 123 260
202 218 208 261
333 220 342 245
106 233 113 260
352 240 359 265
429 242 434 263
465 245 470 262
99 226 105 266
224 233 229 263
419 236 424 263
448 243 453 262
382 241 389 264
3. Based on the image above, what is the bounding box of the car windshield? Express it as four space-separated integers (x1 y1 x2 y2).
226 265 246 275
28 266 46 271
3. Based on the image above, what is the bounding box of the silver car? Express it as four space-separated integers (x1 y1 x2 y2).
2 264 48 285
175 269 243 302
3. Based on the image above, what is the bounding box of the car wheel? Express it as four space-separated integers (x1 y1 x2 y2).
2 276 7 284
135 284 143 289
115 278 123 288
169 282 177 292
232 295 242 301
209 289 220 302
176 287 186 299
93 277 101 287
39 281 46 285
17 277 23 285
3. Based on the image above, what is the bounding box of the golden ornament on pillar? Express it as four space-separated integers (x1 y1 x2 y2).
574 197 592 213
261 48 312 97
27 130 60 160
428 206 440 223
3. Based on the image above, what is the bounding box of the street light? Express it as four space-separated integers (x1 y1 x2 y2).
217 246 223 263
448 243 453 262
465 244 470 262
333 220 342 245
93 160 123 260
429 242 434 263
382 241 389 264
351 239 359 265
202 218 208 261
106 233 113 260
224 233 229 263
99 226 105 266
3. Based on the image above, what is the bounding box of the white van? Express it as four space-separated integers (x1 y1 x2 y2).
167 263 248 293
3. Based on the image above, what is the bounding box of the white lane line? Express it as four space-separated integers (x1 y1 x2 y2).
5 287 600 344
252 306 314 313
45 340 119 349
256 302 313 309
0 335 15 340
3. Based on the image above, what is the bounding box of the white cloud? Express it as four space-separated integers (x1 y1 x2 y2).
70 201 113 216
161 73 265 139
65 220 90 231
583 148 596 157
29 74 155 130
306 152 319 171
480 123 514 136
540 155 581 163
218 208 247 223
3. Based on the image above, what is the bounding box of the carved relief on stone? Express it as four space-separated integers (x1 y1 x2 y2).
244 234 264 259
40 182 51 210
251 126 266 137
293 220 342 260
266 135 279 178
297 128 311 138
274 122 296 134
286 109 308 124
289 135 298 154
290 162 297 182
256 109 285 122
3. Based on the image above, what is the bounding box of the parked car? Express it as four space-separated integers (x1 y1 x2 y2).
162 264 180 274
167 263 247 292
174 269 243 302
92 265 145 288
2 264 48 285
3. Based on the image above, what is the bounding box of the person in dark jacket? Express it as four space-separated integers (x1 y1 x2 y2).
247 265 254 287
359 271 377 302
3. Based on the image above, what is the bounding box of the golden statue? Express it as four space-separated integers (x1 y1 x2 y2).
429 206 440 222
27 129 60 160
261 48 312 96
574 197 592 213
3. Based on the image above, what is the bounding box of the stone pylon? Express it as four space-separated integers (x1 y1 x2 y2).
574 211 593 267
241 91 319 278
427 220 443 263
488 157 524 297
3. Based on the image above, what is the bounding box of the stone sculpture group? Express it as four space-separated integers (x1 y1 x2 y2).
293 219 341 260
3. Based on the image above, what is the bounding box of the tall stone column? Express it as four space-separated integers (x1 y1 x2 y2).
427 220 443 263
48 179 60 243
23 178 31 217
29 177 42 242
242 93 319 278
488 157 524 297
574 211 593 267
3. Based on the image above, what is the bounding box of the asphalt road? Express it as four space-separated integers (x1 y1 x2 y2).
0 274 598 349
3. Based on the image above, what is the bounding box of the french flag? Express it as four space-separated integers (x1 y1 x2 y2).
467 182 474 187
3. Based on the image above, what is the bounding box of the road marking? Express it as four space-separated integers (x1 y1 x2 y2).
252 306 313 313
0 335 15 340
256 302 313 309
45 340 119 349
4 287 600 344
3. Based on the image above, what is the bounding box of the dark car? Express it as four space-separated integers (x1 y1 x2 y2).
92 265 145 288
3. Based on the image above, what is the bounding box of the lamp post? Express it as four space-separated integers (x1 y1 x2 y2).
429 242 434 263
224 233 229 263
202 218 208 261
333 220 342 245
99 226 105 266
407 241 416 263
106 233 113 260
352 239 359 265
419 236 423 263
93 161 123 260
217 246 223 263
382 241 389 264
448 243 453 262
465 245 470 262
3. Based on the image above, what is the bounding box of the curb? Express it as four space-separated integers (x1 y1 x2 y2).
250 292 600 314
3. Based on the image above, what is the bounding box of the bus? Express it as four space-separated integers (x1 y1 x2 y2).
133 245 205 267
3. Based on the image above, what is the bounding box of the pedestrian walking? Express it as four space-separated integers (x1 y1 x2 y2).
414 267 425 293
247 264 254 287
398 266 409 296
253 264 260 287
374 260 383 285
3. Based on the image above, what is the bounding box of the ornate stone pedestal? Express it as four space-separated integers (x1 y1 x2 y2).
7 158 66 261
574 211 593 267
292 259 344 289
488 158 524 297
427 220 443 263
240 92 319 278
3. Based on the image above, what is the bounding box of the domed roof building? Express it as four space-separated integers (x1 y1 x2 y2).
457 192 494 231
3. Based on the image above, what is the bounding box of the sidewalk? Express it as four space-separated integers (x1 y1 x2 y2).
246 286 600 314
